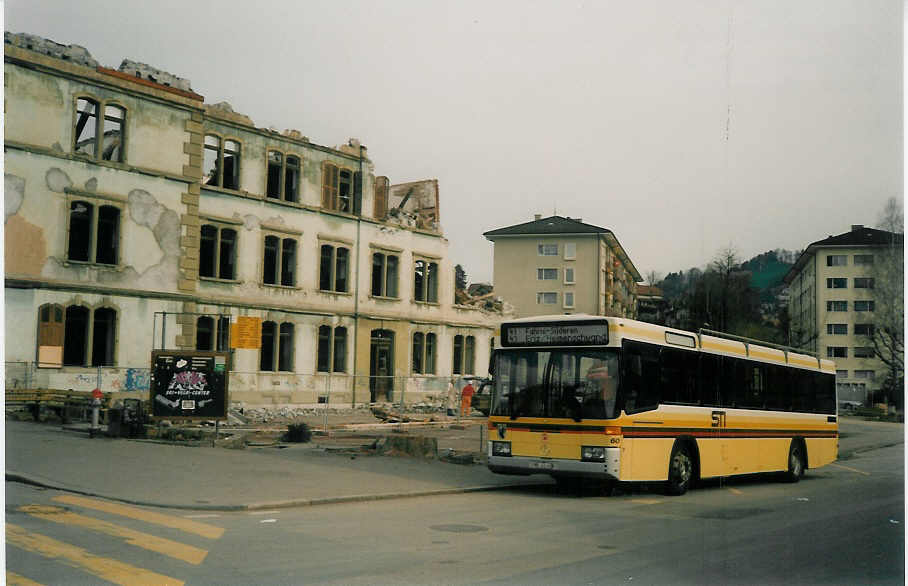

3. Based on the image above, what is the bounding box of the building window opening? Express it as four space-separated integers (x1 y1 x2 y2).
372 252 399 297
91 308 116 366
196 316 230 352
200 225 237 280
260 321 293 372
412 333 424 374
67 201 120 265
203 135 241 190
263 236 297 287
278 322 294 371
411 332 438 375
266 151 283 199
317 325 347 373
74 98 99 158
319 244 350 293
414 260 439 303
102 105 125 162
63 306 89 366
68 201 93 262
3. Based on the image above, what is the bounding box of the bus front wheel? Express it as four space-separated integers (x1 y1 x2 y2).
784 440 806 483
665 442 694 496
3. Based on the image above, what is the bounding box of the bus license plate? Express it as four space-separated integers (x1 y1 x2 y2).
531 461 554 470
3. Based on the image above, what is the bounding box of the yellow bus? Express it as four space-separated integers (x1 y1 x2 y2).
486 315 838 495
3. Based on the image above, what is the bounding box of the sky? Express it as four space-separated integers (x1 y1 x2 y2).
4 0 902 284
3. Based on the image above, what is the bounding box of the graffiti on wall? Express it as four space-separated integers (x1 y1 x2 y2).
125 369 150 392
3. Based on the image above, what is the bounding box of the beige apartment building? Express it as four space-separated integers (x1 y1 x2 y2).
4 33 497 406
484 215 641 318
784 225 903 405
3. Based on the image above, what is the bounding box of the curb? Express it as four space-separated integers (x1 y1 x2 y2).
6 471 550 512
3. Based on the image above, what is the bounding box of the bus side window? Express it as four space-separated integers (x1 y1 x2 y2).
817 373 835 414
699 354 721 406
738 362 764 409
622 341 660 413
764 365 789 410
661 348 697 405
719 356 743 407
792 369 811 412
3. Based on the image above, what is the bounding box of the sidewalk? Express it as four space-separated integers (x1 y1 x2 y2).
5 420 549 511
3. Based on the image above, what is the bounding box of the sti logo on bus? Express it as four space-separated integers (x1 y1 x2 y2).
503 322 609 347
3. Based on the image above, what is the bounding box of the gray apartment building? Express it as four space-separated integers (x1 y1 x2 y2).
784 224 903 405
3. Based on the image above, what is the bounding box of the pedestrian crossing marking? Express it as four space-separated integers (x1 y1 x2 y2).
6 570 44 585
52 495 225 539
6 523 184 586
20 505 209 565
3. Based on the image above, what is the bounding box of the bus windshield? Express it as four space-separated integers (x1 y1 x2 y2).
491 349 620 420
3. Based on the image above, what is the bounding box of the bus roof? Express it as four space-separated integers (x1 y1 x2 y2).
499 315 835 374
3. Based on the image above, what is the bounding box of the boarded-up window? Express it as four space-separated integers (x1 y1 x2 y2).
37 304 64 367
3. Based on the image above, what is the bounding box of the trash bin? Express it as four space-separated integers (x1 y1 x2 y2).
122 398 146 438
106 407 123 437
106 399 146 438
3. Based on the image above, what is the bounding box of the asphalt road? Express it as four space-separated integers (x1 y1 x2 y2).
6 418 904 585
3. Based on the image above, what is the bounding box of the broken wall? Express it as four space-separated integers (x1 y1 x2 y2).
387 180 440 232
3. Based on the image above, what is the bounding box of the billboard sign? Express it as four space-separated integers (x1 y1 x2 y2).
150 351 229 420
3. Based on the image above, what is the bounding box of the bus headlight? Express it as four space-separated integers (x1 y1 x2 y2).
492 441 512 457
581 446 606 462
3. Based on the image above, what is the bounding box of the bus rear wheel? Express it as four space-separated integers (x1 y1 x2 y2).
665 442 694 496
784 440 805 483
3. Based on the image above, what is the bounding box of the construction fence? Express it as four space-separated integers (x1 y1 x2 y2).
4 362 486 414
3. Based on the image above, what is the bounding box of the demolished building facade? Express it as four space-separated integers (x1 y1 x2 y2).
4 32 496 406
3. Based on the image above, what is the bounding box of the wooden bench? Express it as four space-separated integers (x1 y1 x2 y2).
6 389 110 423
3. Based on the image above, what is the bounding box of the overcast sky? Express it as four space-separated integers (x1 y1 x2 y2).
5 0 902 284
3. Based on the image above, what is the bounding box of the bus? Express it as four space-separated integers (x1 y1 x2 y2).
486 315 838 495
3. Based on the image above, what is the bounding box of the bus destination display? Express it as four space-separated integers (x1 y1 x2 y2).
502 322 609 347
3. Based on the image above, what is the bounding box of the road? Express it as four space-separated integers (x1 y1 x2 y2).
6 419 904 585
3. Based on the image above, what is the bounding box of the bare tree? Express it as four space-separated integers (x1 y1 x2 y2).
710 245 739 332
645 270 663 287
867 198 904 404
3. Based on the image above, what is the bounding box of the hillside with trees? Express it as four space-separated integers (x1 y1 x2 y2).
654 248 799 344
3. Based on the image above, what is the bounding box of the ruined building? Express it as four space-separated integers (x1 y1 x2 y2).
4 33 496 405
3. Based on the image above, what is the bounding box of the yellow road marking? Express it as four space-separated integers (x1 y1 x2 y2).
830 462 871 476
728 488 744 495
630 499 663 505
20 505 208 565
7 570 44 585
6 524 183 586
52 495 224 539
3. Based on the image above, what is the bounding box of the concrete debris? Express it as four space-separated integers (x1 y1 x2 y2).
118 59 193 92
236 402 447 425
5 32 98 68
370 406 411 424
282 129 308 142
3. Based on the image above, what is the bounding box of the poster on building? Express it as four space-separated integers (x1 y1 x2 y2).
150 351 229 420
230 316 262 349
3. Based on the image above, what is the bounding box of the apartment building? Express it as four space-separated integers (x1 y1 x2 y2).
483 215 641 318
4 33 496 406
784 224 903 403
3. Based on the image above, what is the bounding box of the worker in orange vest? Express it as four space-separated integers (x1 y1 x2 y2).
460 380 475 417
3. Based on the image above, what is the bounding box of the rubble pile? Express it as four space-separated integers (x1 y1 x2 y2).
236 400 446 425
